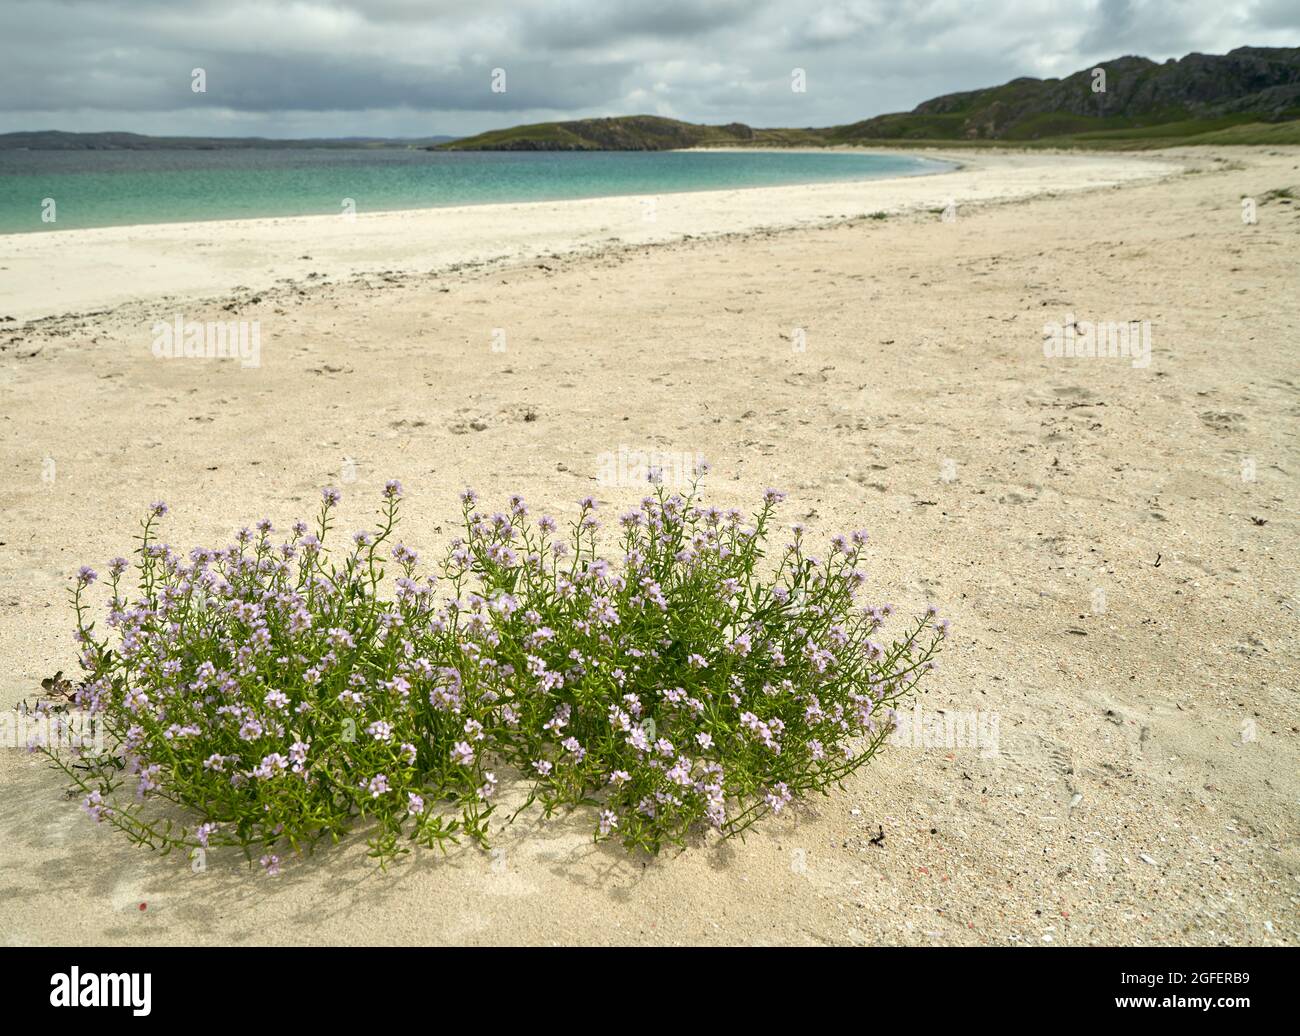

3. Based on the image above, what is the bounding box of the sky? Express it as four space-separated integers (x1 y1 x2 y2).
2 0 1298 138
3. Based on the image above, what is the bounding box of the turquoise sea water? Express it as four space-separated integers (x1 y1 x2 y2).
0 148 950 234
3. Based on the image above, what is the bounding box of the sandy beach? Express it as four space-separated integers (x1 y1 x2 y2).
0 146 1296 946
2 151 1176 322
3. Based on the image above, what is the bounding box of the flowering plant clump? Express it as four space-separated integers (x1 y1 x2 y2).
451 477 946 852
39 473 947 871
53 484 497 870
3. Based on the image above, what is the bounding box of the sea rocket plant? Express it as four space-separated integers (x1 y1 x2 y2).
449 475 946 852
37 472 946 869
51 483 495 867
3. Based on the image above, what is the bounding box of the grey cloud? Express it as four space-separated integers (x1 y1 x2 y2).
520 0 769 49
0 0 1294 136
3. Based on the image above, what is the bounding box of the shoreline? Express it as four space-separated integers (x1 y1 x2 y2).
0 148 960 240
0 149 1180 322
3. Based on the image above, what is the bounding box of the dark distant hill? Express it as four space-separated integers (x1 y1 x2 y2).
443 47 1300 151
827 46 1300 143
0 131 458 150
437 115 823 151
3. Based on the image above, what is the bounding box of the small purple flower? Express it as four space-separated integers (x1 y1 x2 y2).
82 790 108 822
149 501 169 517
764 782 793 814
136 763 162 796
364 774 390 798
407 792 426 815
451 741 474 767
260 854 281 876
763 488 786 505
383 479 404 500
598 810 618 836
108 557 129 577
321 487 341 506
391 543 418 565
76 566 98 586
264 689 289 711
250 753 288 779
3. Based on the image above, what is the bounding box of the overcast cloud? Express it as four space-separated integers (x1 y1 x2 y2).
2 0 1297 137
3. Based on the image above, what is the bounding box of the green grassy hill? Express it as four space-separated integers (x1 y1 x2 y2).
443 48 1300 152
827 47 1300 144
437 115 825 151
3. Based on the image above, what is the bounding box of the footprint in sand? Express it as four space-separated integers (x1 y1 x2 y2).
1199 410 1245 431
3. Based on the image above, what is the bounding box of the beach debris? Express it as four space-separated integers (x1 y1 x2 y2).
41 670 73 699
